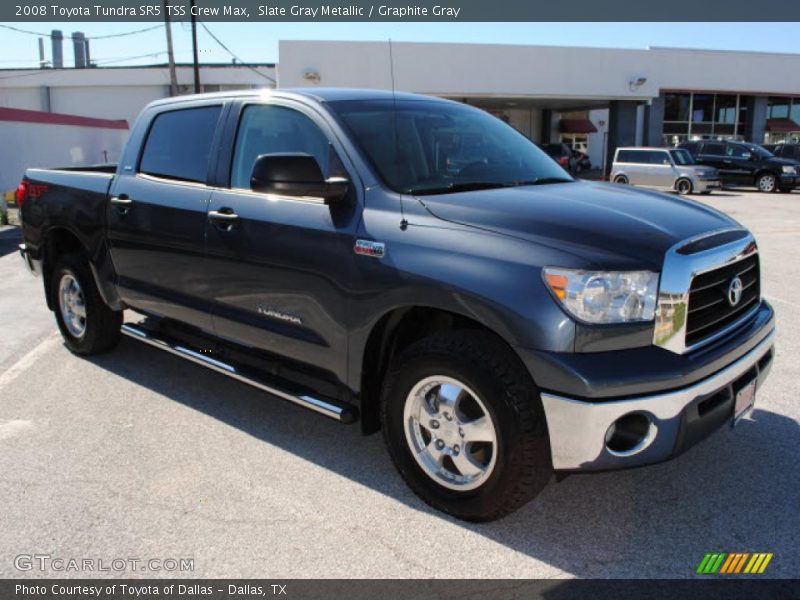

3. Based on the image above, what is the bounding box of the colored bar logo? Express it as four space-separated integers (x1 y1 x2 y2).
696 552 773 574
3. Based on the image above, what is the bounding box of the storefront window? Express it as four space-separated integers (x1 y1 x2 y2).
715 95 737 124
691 94 714 123
768 96 790 119
664 93 691 122
791 99 800 124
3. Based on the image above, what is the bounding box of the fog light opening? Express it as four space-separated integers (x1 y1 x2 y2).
605 412 654 456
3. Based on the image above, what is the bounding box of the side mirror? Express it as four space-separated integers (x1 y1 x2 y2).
250 153 349 204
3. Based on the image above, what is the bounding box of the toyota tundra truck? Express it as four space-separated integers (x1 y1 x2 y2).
17 89 775 521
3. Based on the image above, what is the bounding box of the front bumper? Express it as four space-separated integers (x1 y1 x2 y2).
539 328 774 471
778 173 799 188
695 178 722 192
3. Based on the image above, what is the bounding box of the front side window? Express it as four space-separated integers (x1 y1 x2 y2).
330 99 572 195
650 151 671 165
670 149 695 165
230 104 332 190
139 105 222 183
701 143 726 156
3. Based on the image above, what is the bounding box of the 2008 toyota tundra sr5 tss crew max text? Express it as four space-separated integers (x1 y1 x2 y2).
18 90 775 521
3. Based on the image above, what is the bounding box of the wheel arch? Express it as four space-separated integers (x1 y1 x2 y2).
357 305 534 434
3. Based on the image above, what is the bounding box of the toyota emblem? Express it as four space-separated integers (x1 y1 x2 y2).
728 276 743 307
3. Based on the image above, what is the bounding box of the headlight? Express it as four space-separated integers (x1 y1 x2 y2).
543 268 660 323
782 166 797 174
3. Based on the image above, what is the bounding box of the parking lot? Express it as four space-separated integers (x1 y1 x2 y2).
0 188 798 579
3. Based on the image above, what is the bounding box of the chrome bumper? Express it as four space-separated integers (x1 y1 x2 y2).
19 243 41 276
541 328 775 471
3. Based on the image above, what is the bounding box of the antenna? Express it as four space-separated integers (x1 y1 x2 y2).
388 39 407 228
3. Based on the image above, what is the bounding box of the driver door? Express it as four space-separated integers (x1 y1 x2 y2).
203 100 361 384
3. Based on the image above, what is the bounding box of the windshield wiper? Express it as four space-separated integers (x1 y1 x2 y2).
509 177 573 186
406 181 513 196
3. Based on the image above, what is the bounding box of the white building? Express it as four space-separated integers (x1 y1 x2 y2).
2 40 799 177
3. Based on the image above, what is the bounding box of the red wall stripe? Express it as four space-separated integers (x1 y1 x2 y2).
0 107 128 130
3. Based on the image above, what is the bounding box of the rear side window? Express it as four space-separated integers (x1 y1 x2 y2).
617 150 647 164
700 142 726 156
139 105 222 183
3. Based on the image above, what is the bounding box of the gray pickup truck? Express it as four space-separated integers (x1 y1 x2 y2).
18 89 775 521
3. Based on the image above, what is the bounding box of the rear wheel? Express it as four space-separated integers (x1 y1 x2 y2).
756 173 777 193
675 178 693 195
381 331 552 522
614 175 628 185
51 253 122 355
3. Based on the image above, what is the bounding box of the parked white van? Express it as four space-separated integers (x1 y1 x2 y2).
611 147 721 195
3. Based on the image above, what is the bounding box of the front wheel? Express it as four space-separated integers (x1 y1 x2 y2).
756 173 777 193
381 331 552 522
51 253 122 355
675 178 693 195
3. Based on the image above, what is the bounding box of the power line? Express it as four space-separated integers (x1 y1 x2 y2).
199 23 276 84
0 23 164 40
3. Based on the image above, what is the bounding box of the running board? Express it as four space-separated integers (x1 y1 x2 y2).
120 323 358 424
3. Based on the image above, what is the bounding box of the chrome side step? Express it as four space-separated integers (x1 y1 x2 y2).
121 323 358 424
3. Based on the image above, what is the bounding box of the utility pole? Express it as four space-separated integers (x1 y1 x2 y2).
190 0 201 93
163 0 178 96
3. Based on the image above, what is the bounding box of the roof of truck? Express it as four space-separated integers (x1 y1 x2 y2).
148 87 453 108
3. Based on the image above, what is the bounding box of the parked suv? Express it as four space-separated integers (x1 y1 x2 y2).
679 140 800 193
611 147 720 195
764 143 800 162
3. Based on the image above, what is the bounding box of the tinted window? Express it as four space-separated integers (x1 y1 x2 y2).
231 105 331 190
139 106 222 183
727 144 751 158
680 142 700 154
616 149 648 164
670 149 695 165
649 151 671 165
701 143 726 156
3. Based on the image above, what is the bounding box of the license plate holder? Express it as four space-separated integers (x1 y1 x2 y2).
732 379 757 426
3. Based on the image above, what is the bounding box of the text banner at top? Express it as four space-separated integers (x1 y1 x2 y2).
4 0 800 22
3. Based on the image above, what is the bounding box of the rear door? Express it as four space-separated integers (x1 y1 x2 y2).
203 99 362 384
648 150 677 188
107 101 225 331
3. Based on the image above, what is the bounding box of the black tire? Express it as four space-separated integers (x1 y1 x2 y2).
700 190 712 195
756 172 777 193
380 330 552 522
614 175 628 185
51 253 122 355
675 178 693 195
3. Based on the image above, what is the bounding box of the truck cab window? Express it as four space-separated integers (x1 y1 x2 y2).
231 105 332 190
139 105 222 183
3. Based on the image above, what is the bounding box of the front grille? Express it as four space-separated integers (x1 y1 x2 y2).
686 254 760 347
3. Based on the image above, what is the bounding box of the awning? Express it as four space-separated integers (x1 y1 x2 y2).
766 118 800 133
559 118 598 134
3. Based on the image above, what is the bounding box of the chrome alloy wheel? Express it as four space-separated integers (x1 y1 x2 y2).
58 273 87 338
758 174 776 192
403 375 498 491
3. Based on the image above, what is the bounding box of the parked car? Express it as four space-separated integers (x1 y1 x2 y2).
18 89 775 522
572 148 592 172
540 143 577 173
679 139 799 193
764 143 800 162
611 147 721 195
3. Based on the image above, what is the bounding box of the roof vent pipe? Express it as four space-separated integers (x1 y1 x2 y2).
51 30 63 69
72 32 86 68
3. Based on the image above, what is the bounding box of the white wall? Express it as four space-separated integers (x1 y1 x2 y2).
0 121 127 192
587 109 609 170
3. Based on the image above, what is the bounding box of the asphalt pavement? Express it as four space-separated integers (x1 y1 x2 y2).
0 191 797 579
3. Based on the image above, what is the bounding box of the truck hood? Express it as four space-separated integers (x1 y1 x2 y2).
416 180 739 270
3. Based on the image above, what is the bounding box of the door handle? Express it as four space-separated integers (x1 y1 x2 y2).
110 194 132 206
208 209 239 231
208 209 239 222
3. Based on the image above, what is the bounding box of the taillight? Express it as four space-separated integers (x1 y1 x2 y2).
558 156 569 165
15 181 28 208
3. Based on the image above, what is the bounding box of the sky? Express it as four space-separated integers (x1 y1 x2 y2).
0 22 798 69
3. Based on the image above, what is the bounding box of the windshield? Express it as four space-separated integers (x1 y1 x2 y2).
744 143 774 159
670 149 696 165
330 99 573 195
